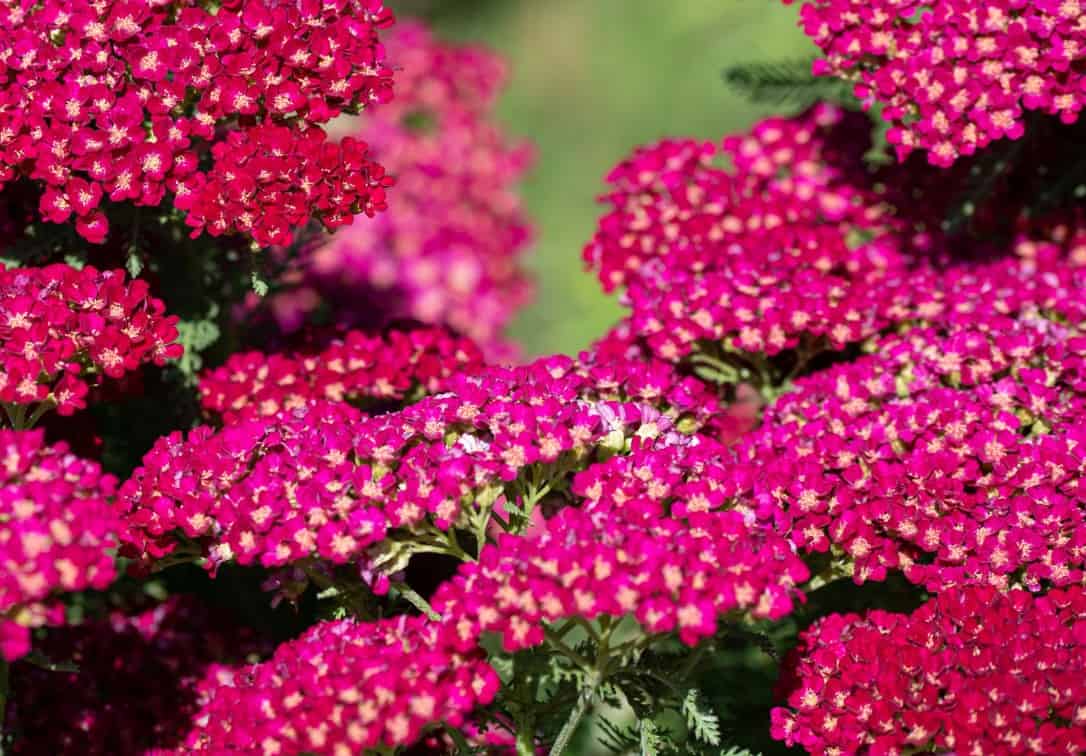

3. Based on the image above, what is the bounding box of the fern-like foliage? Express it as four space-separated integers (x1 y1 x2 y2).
723 60 854 107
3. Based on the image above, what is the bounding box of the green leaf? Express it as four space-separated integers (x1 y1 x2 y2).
682 688 722 747
639 719 666 756
251 269 269 297
723 60 853 107
125 249 143 277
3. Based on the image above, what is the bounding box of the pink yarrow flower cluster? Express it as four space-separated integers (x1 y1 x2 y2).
433 500 808 651
0 264 181 421
0 429 118 661
299 22 534 354
183 614 499 754
772 585 1086 755
5 596 266 754
729 270 1086 590
788 0 1086 166
198 326 484 423
118 354 716 573
0 0 395 245
584 104 905 368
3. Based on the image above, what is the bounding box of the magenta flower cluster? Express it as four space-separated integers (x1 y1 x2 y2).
0 0 395 245
119 353 717 572
0 429 118 661
198 326 484 423
297 22 534 354
789 0 1086 166
584 103 904 365
772 585 1086 755
724 260 1086 590
184 614 499 754
0 264 181 420
433 498 808 651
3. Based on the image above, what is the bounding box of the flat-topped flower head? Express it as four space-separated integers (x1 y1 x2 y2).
120 355 712 574
284 21 533 354
772 586 1086 755
788 0 1086 166
184 615 499 754
0 0 395 244
729 277 1086 589
432 504 808 651
198 326 485 423
0 264 181 422
584 104 910 374
0 429 119 660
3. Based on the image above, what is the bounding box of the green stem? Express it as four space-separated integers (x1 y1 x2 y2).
391 581 441 622
547 687 592 756
543 627 593 670
22 401 55 430
515 722 536 756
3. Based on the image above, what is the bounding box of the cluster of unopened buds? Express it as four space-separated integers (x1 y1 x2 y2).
0 264 181 425
0 0 395 245
788 0 1086 166
772 585 1086 755
198 326 484 423
0 430 119 661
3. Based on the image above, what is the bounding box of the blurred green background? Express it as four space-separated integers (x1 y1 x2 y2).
394 0 812 357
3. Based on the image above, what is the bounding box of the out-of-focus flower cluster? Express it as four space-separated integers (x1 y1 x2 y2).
727 259 1086 590
198 326 484 423
5 596 265 754
0 264 181 420
0 0 395 245
118 353 717 574
184 614 499 754
280 22 533 355
0 430 118 661
788 0 1086 166
772 586 1086 755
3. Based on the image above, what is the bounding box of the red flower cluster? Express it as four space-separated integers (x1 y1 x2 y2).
119 353 715 574
789 0 1086 166
0 264 181 421
584 104 904 367
727 264 1086 589
0 0 394 245
184 614 499 754
199 326 484 423
772 586 1086 755
0 430 118 661
5 596 265 754
293 22 534 354
433 503 807 651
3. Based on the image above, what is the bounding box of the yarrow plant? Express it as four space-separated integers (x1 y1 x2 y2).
263 21 534 355
0 430 118 661
0 264 181 426
198 325 484 423
0 0 395 246
787 0 1086 166
7 2 1086 754
772 585 1086 755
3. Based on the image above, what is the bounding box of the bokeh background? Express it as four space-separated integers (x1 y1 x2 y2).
393 0 812 356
